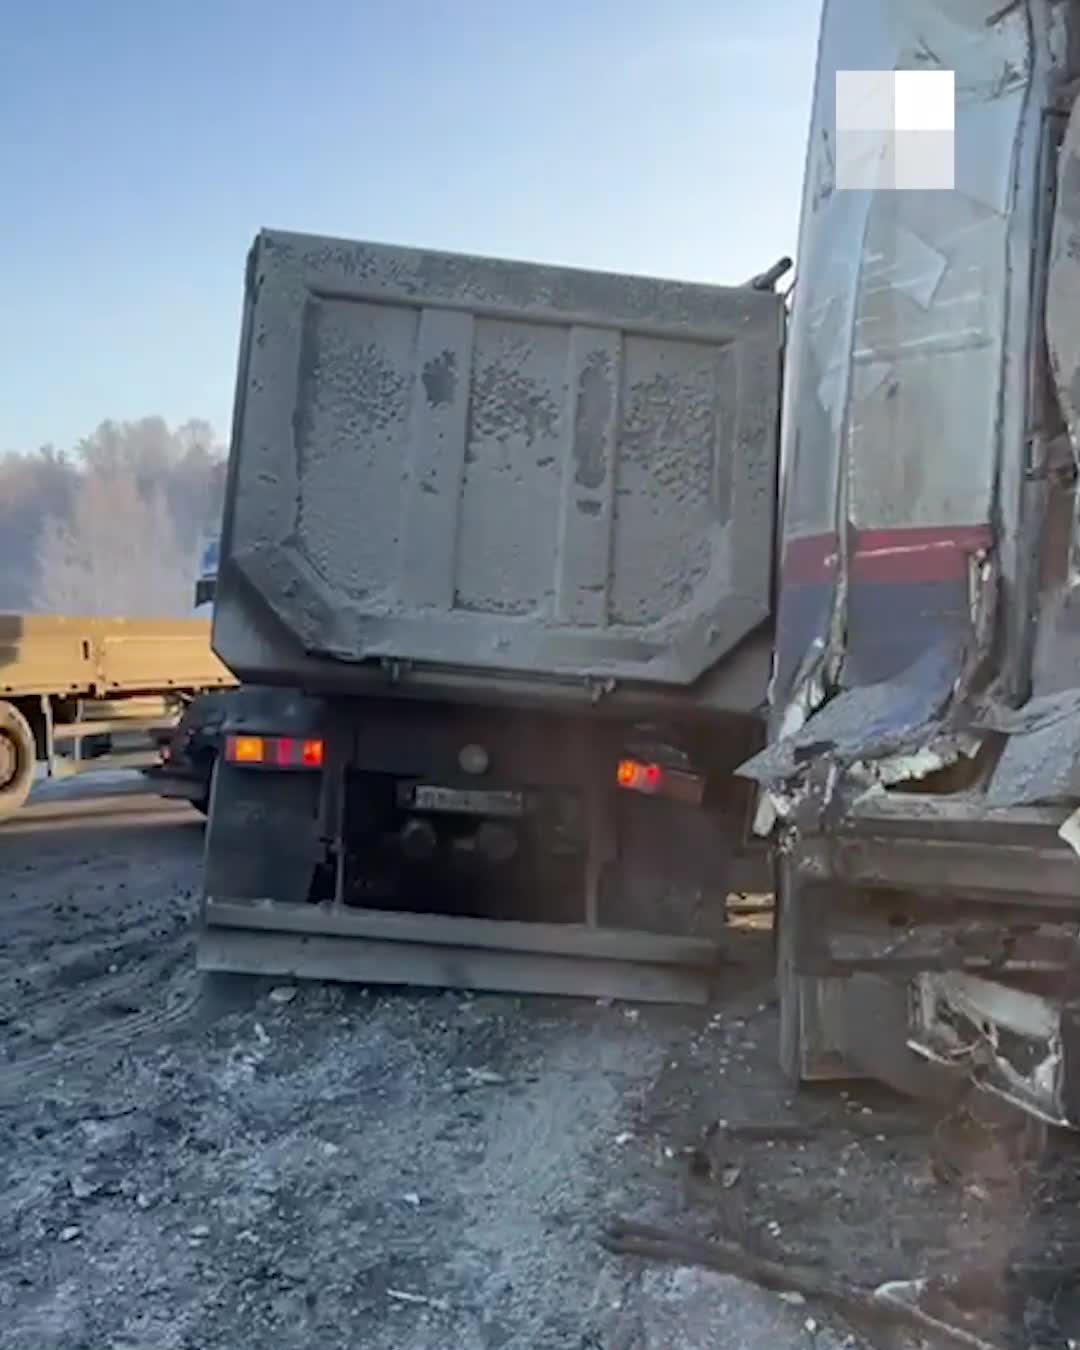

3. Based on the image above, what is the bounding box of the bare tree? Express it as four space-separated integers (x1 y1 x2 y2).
0 447 78 609
35 473 194 617
2 415 226 615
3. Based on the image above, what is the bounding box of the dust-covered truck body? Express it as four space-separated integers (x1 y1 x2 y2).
0 613 235 820
202 235 785 1001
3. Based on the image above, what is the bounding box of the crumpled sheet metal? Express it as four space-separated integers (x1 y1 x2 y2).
773 0 1034 708
739 640 966 786
742 641 1080 827
745 0 1080 827
984 708 1080 808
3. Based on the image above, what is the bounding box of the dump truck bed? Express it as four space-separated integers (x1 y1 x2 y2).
0 614 236 700
214 230 783 705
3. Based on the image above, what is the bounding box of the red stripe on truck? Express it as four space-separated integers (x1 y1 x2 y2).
783 524 993 585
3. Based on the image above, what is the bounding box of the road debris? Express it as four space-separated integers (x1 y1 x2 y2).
452 1067 509 1091
600 1218 1000 1350
59 1226 81 1243
268 985 298 1005
386 1288 450 1313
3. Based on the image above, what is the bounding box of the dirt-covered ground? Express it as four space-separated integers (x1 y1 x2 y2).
2 777 1080 1350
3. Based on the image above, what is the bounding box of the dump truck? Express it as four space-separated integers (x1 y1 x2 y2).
0 613 235 821
200 234 781 1004
202 0 1080 1123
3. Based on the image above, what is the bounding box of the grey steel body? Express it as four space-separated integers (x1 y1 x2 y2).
200 235 782 1002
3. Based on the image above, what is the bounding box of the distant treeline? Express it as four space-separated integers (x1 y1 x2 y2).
0 417 226 616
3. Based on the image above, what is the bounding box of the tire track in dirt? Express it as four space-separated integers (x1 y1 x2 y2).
0 788 207 1104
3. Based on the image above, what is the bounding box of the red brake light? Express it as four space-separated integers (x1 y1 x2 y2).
616 757 705 805
225 734 324 770
616 758 664 794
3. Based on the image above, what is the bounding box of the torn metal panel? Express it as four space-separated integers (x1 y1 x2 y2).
985 705 1080 806
774 0 1042 719
740 638 969 787
754 1 1080 830
911 971 1080 1127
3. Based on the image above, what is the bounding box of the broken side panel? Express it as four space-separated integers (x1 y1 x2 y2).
750 0 1080 1125
774 0 1042 727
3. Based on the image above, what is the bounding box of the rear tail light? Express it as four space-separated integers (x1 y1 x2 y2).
225 734 325 769
616 757 705 806
617 759 664 793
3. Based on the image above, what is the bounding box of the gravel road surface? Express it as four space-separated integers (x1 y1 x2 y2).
3 776 1076 1350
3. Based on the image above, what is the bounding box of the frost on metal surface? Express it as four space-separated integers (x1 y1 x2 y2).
750 0 1060 820
220 232 783 686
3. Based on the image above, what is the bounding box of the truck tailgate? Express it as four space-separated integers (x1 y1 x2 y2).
219 230 783 687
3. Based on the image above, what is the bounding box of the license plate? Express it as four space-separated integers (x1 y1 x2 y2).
409 785 525 818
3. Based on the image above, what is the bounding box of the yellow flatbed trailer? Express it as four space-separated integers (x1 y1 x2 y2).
0 613 236 820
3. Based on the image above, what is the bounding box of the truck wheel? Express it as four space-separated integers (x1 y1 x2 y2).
0 701 35 822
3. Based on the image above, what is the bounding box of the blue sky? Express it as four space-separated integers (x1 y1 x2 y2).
1 1 819 451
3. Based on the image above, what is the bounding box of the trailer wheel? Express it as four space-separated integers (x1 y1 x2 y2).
0 701 35 822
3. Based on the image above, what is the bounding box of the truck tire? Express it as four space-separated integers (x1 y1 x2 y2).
0 701 35 822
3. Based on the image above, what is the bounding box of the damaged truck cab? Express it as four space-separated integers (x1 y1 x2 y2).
746 0 1080 1125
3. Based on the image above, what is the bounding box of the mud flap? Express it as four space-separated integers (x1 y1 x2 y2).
203 760 323 910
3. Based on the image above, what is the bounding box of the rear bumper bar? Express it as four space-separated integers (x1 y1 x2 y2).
143 764 208 802
796 799 1080 912
200 897 720 1005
